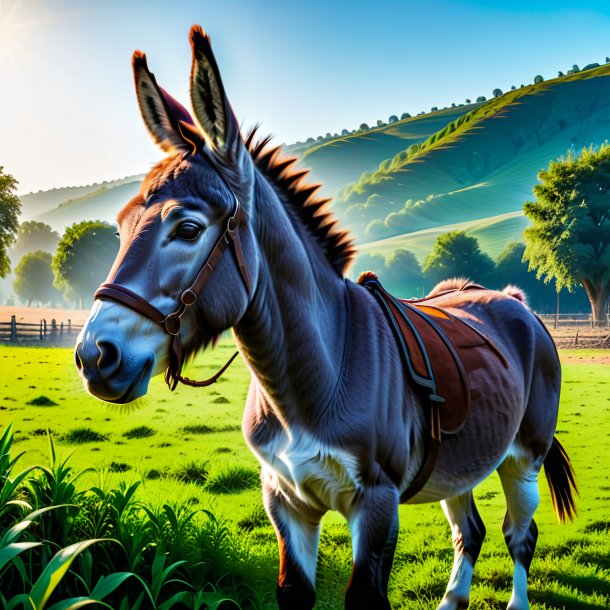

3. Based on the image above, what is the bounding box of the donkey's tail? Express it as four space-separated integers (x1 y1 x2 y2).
544 437 578 523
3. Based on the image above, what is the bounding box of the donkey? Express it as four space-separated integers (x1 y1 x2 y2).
76 26 577 610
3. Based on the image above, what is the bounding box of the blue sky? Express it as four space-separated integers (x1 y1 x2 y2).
2 0 610 193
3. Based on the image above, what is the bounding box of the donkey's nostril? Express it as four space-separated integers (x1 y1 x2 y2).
97 340 122 377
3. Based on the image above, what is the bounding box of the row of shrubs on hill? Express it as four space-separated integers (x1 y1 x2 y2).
293 57 610 148
351 234 589 314
0 424 277 608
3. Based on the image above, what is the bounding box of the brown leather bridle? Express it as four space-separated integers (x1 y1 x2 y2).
94 195 251 391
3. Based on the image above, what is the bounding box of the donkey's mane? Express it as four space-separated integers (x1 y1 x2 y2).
244 128 355 275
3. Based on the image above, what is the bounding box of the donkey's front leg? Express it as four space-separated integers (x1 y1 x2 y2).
263 478 324 610
345 482 400 610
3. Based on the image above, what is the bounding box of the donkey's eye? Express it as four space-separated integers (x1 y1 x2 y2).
174 221 202 241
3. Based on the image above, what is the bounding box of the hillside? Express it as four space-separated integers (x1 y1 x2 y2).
19 174 143 223
19 106 473 233
34 178 143 231
336 64 610 245
296 104 478 197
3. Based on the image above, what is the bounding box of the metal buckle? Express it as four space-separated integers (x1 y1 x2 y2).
227 216 238 234
163 313 182 336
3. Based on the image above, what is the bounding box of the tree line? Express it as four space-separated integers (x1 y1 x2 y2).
351 234 589 314
3 216 118 309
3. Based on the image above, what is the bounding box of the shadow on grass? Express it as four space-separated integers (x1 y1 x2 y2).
531 590 609 610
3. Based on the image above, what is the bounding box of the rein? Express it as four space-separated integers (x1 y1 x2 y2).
94 196 251 391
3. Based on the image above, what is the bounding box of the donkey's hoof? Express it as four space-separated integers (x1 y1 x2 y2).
437 592 469 610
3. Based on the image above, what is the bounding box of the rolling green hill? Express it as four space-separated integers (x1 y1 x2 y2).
336 64 610 246
19 175 143 225
34 178 143 230
296 104 478 196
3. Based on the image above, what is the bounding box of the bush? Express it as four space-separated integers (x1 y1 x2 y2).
174 460 210 485
27 395 58 406
493 88 503 97
476 96 486 102
63 427 108 444
122 425 156 439
182 424 214 434
400 112 411 119
534 74 544 84
205 464 260 494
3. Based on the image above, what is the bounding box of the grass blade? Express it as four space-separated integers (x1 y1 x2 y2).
0 542 43 572
29 539 107 609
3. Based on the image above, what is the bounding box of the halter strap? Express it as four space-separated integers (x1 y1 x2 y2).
94 198 250 391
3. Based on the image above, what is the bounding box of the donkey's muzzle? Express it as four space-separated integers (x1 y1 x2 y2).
75 338 153 403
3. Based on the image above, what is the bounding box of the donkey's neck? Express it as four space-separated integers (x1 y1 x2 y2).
234 174 349 423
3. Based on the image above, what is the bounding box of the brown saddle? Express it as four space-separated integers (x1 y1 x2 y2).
357 273 509 500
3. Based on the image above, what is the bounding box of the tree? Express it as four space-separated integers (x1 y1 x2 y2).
351 252 386 279
359 123 369 131
431 106 438 112
13 251 61 306
341 129 349 136
534 74 544 84
493 88 503 97
423 231 495 286
476 96 486 102
52 221 119 308
523 145 610 325
494 242 590 313
376 120 384 127
384 249 424 297
0 167 21 278
388 115 399 123
465 99 471 104
400 112 411 120
11 221 60 260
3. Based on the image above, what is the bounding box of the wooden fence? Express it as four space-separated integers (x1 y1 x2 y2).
0 316 84 346
537 313 610 329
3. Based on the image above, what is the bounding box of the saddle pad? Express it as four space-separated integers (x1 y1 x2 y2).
359 274 507 434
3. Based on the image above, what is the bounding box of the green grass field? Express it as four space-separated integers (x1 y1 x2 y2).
0 343 608 609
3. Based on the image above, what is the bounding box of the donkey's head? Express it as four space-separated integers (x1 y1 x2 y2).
75 27 258 403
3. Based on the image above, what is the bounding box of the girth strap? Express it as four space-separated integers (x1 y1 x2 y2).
94 199 250 391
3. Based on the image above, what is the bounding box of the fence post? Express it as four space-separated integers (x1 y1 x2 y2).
68 319 72 334
40 320 43 340
10 316 17 342
575 329 579 346
43 319 47 340
60 322 64 335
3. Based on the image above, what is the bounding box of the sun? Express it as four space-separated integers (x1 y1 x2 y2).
0 0 34 73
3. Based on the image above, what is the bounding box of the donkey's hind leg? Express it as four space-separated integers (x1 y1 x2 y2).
437 491 486 610
497 452 541 610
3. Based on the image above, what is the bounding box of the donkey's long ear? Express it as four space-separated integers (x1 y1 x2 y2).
189 26 248 169
133 50 204 154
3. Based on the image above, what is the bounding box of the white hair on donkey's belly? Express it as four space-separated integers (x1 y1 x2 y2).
253 429 362 515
